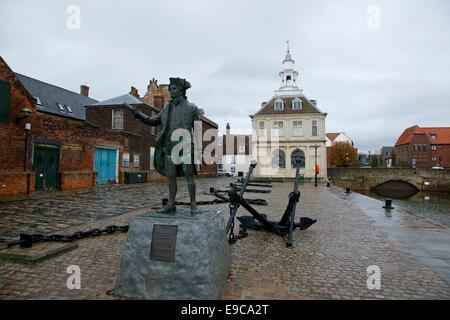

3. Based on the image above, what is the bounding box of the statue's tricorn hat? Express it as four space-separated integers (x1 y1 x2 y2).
169 77 191 91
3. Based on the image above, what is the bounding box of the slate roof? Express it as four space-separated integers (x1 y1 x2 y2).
88 93 144 107
395 125 450 146
252 96 322 116
16 73 97 121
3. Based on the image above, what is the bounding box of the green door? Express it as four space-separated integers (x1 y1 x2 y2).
34 147 60 191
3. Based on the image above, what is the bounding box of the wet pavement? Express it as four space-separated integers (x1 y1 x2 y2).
0 178 449 299
337 189 450 285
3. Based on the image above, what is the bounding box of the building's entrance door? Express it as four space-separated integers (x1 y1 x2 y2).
34 146 60 191
94 147 118 184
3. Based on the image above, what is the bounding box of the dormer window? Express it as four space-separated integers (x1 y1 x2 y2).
34 96 43 107
431 134 437 140
292 98 302 110
65 105 73 113
56 103 65 112
274 99 284 111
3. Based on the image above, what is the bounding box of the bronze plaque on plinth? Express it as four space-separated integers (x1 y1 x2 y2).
150 224 178 262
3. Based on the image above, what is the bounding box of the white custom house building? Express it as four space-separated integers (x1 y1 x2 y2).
250 46 327 179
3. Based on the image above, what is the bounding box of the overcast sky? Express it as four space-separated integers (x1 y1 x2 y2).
1 0 449 152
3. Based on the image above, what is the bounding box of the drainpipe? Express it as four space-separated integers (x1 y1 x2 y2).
24 123 31 194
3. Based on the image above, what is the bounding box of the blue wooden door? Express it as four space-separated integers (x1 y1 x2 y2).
94 148 117 184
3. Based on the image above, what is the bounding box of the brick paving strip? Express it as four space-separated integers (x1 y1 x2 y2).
0 178 449 299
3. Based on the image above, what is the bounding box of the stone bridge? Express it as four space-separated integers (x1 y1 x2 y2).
328 167 450 192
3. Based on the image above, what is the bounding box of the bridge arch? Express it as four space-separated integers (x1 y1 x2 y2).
372 179 419 198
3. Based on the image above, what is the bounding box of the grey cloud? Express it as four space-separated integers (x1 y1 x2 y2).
0 0 449 153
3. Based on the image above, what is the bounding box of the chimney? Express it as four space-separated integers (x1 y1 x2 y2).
80 84 90 97
226 123 230 135
130 86 139 98
310 99 317 107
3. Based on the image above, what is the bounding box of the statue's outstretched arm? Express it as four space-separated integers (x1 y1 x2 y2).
123 103 162 126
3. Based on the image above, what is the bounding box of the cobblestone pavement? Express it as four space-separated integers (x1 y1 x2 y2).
0 178 449 299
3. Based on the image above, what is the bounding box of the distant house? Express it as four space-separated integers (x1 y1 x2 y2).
325 132 353 147
393 125 450 168
220 123 252 176
85 87 163 184
325 132 355 167
381 146 393 167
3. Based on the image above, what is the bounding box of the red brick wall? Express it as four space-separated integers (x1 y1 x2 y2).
60 171 94 191
0 172 35 198
0 56 37 172
198 119 218 177
0 57 37 197
431 145 450 168
86 105 158 171
393 134 449 168
34 113 126 168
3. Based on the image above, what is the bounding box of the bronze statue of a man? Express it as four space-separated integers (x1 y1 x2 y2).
124 77 201 212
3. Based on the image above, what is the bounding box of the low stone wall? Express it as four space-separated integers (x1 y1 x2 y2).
0 172 35 197
60 171 95 191
328 167 450 191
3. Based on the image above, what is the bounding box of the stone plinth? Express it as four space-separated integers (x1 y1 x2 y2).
114 208 230 300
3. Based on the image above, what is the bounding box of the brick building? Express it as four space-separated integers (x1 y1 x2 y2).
393 125 450 168
86 89 164 183
0 56 130 197
0 55 219 197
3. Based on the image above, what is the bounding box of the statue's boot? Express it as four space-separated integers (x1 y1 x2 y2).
160 177 177 212
160 202 176 212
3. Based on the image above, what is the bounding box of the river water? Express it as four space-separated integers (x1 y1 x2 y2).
356 190 450 227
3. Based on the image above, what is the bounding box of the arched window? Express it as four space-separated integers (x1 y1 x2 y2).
286 75 292 86
272 149 286 169
291 149 305 168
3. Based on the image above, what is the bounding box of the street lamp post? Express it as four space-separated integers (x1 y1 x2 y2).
313 145 319 187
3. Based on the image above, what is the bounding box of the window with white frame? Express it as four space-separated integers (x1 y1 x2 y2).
292 98 302 110
258 122 265 137
239 144 245 153
133 154 140 168
274 99 284 111
273 121 284 137
431 134 437 140
122 152 130 167
312 120 318 136
293 120 303 136
150 147 155 170
432 145 437 151
112 109 124 130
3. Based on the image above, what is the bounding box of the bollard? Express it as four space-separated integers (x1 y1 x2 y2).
209 187 215 193
326 181 330 187
345 187 351 194
20 234 33 248
383 199 394 210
